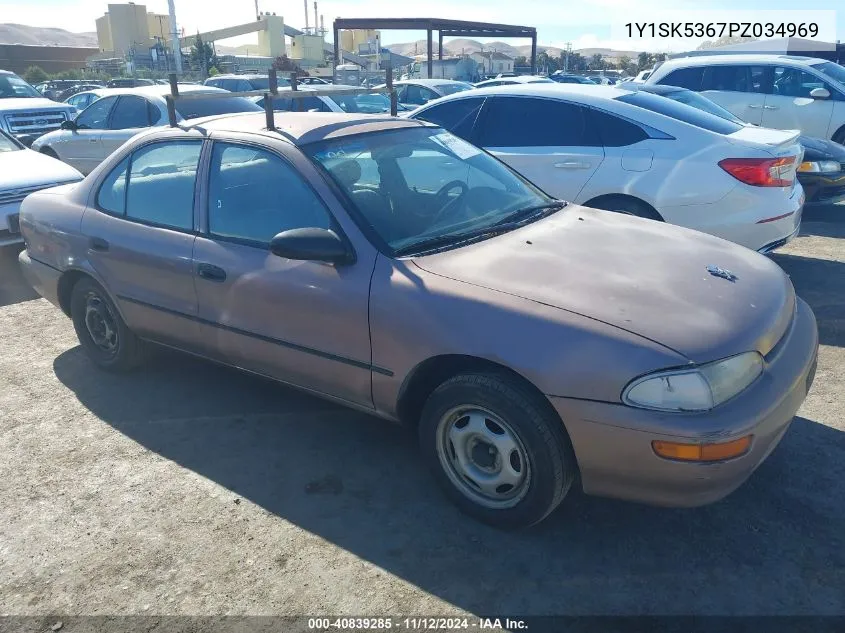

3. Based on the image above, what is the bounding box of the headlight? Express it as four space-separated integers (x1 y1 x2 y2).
623 352 764 412
797 160 841 173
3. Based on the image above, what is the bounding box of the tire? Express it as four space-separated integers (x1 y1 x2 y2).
419 372 577 529
590 197 663 221
70 277 146 371
833 126 845 146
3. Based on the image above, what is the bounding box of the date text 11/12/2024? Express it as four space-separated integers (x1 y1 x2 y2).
307 617 528 631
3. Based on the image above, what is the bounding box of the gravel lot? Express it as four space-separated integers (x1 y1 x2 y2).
1 206 844 618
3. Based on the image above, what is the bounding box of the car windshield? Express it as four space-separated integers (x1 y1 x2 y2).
811 62 845 87
0 74 41 98
305 127 558 256
617 91 744 135
0 131 22 152
436 83 474 95
326 92 392 113
661 88 747 125
175 96 263 120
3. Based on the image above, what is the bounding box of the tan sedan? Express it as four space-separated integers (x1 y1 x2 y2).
18 113 818 527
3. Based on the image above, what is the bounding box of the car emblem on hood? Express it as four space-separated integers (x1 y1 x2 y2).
707 265 738 282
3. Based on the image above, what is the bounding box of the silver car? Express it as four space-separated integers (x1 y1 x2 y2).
32 85 262 174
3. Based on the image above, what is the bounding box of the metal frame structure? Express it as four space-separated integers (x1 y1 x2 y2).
332 18 538 78
164 68 398 132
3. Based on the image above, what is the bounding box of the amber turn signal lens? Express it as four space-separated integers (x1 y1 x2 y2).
652 436 752 462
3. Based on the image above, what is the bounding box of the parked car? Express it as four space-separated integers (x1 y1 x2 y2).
64 88 111 113
372 79 474 108
106 78 156 88
32 85 262 174
646 54 845 143
253 86 411 114
204 74 291 91
0 70 77 146
17 111 818 527
550 74 595 85
621 82 845 206
474 75 555 88
632 69 653 83
0 129 81 246
57 84 105 103
410 83 805 253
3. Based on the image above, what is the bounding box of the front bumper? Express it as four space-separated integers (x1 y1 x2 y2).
0 202 22 247
549 298 818 507
18 250 63 309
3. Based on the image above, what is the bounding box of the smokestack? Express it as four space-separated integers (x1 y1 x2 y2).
320 15 324 36
314 2 318 34
254 0 259 19
303 0 309 33
167 0 182 74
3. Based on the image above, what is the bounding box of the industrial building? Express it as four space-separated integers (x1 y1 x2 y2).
0 44 99 74
94 2 173 56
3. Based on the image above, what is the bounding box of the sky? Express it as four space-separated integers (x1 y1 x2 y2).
0 0 842 53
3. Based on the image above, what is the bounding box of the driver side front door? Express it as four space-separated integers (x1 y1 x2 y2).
58 95 117 174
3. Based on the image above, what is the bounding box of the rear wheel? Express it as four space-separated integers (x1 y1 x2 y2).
70 277 146 371
588 196 663 221
419 373 576 529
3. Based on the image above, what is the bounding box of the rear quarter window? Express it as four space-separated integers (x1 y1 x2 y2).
616 91 744 135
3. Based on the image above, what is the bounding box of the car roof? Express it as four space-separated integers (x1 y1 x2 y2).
394 79 469 86
179 111 431 145
206 74 270 80
659 54 829 68
433 82 629 105
478 75 551 84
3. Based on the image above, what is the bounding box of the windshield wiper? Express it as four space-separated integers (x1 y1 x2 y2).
394 201 567 257
494 200 567 226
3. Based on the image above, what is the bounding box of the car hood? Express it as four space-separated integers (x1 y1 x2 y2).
799 135 845 161
0 148 82 189
0 97 74 113
412 207 796 364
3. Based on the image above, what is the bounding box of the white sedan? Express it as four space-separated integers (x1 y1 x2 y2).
0 129 82 246
409 83 804 253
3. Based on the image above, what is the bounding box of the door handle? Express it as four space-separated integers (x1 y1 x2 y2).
196 263 227 282
747 104 763 109
89 237 109 252
554 161 591 169
89 137 99 143
763 105 779 110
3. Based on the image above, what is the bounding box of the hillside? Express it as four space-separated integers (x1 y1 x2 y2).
0 23 98 47
386 38 640 60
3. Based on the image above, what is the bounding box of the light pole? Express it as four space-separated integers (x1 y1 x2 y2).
167 0 182 74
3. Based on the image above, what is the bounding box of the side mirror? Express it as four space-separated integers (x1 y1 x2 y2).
60 119 77 131
269 227 354 265
810 87 831 100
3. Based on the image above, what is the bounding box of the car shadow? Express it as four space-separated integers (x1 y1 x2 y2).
771 252 845 348
0 245 39 307
52 347 845 615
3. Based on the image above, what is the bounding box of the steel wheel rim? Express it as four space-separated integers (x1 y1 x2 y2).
435 405 531 509
83 291 118 355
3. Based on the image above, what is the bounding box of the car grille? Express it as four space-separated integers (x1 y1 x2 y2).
0 182 68 206
4 110 68 136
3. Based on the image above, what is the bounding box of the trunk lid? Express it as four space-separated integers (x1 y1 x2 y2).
412 207 796 364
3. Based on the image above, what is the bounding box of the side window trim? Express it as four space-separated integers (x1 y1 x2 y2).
203 139 346 251
92 138 206 234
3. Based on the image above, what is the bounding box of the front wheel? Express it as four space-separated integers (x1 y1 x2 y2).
70 277 146 371
419 373 577 529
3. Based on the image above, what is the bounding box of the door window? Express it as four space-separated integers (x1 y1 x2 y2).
403 85 438 105
76 96 118 129
413 97 485 139
123 141 203 229
701 65 766 93
207 143 331 245
96 157 129 214
109 96 154 129
659 67 703 90
477 97 594 147
772 66 827 98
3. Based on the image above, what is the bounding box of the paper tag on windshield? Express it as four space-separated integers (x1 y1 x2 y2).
432 133 480 160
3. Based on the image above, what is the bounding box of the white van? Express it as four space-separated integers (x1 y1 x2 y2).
646 54 845 142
